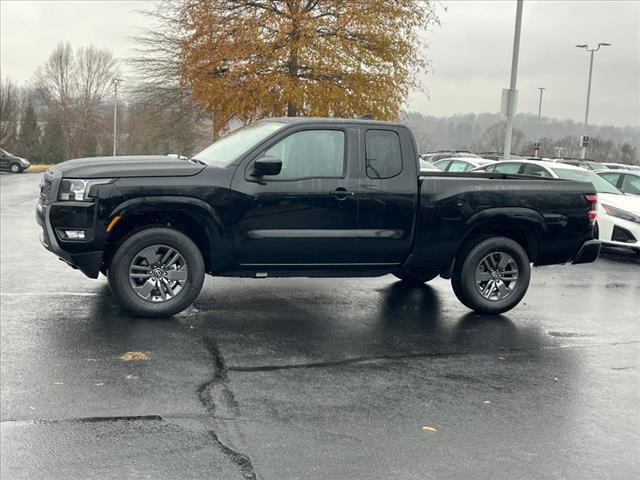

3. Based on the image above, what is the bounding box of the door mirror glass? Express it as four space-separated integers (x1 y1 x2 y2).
254 156 283 176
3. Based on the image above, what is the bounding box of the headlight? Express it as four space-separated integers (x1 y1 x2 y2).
602 204 640 224
58 179 111 201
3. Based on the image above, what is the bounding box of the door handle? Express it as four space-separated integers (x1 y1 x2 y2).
330 188 355 200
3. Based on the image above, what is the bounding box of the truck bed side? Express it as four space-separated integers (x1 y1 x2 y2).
406 173 596 272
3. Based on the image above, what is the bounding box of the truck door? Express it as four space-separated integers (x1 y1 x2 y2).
357 127 418 264
232 126 359 265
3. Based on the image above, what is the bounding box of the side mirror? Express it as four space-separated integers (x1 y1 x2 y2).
254 156 282 176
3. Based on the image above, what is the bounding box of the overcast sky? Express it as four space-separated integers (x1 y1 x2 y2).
1 0 638 127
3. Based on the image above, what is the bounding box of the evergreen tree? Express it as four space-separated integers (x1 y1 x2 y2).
41 114 65 163
16 102 41 160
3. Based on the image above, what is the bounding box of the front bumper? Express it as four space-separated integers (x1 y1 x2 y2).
37 201 103 279
571 239 601 265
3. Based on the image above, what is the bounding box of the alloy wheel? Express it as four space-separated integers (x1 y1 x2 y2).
128 244 188 302
474 251 519 301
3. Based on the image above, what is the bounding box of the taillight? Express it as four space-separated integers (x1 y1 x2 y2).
585 194 597 227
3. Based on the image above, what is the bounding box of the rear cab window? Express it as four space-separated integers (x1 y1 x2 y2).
365 130 402 179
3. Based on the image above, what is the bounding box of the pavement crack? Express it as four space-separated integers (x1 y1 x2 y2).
198 335 257 480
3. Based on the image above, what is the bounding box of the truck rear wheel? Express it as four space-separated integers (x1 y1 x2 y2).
451 237 530 314
108 227 205 317
393 270 438 285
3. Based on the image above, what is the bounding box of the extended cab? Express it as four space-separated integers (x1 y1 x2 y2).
36 118 600 317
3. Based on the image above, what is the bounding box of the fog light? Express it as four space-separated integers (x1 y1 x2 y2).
59 229 86 240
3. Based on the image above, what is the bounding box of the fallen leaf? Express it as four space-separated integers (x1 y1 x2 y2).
29 406 36 410
85 358 97 362
483 400 491 404
497 356 506 361
126 374 138 380
554 377 559 381
421 426 438 433
53 382 64 385
120 351 149 362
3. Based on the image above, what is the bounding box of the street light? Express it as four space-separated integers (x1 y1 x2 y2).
502 0 524 161
112 78 124 156
575 42 611 159
534 87 545 158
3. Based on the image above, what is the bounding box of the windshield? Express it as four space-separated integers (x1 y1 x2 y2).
192 121 285 167
552 167 623 195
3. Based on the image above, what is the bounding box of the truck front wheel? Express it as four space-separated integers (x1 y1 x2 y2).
451 237 531 314
108 227 205 317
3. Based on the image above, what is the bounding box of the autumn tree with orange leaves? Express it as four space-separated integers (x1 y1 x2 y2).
135 0 438 137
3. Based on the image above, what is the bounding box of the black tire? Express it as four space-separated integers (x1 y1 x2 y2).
9 163 22 173
393 270 439 286
108 227 205 317
451 236 531 314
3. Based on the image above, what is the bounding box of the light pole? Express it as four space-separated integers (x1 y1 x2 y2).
112 78 123 156
503 0 524 161
534 87 545 157
575 42 611 159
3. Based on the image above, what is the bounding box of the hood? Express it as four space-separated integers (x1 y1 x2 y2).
17 156 30 166
54 155 205 178
599 192 640 214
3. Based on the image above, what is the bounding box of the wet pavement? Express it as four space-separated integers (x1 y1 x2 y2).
1 172 639 479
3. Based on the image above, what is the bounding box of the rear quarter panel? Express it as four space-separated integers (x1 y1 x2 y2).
408 175 596 271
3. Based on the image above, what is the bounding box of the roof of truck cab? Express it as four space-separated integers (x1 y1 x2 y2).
262 117 406 128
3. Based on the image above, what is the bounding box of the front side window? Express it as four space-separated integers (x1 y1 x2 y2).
434 160 451 171
365 130 402 179
621 175 640 195
262 129 345 180
493 162 522 174
448 160 469 172
522 164 551 177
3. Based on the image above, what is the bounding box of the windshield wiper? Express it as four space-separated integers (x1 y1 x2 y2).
189 157 207 166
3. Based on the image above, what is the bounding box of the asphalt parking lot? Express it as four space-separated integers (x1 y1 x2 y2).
1 171 639 480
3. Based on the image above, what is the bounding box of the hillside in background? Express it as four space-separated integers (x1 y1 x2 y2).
404 111 640 162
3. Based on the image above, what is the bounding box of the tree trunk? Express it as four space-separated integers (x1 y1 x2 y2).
287 18 300 117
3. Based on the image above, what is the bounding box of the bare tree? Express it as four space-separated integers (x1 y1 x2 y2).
75 46 118 156
0 78 20 149
479 121 525 153
35 42 76 152
35 43 118 157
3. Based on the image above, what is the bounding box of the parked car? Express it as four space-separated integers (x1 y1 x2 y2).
554 158 606 171
422 150 482 162
598 169 640 196
472 159 640 253
419 159 440 172
478 152 525 161
37 117 599 317
602 162 640 172
0 148 31 173
433 157 496 172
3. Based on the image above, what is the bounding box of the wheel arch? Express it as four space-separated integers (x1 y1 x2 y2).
459 207 546 264
102 196 227 274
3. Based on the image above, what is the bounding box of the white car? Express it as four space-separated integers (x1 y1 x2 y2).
472 159 640 253
598 170 640 196
602 162 640 172
433 157 496 172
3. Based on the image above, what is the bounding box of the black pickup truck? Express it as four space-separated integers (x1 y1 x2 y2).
36 118 600 317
